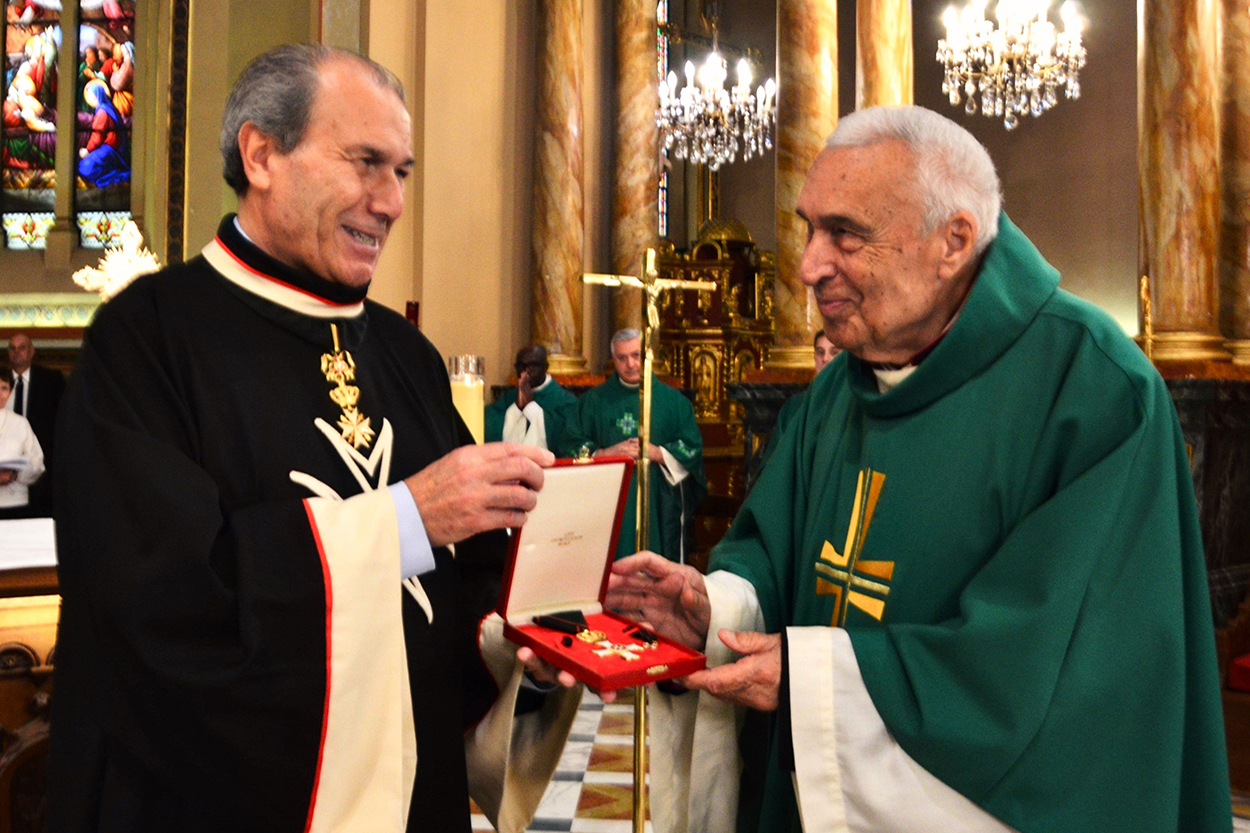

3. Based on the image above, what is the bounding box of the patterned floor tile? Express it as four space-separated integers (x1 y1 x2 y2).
468 689 1249 832
575 782 641 820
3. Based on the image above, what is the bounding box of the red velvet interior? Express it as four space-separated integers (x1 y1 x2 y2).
509 610 705 690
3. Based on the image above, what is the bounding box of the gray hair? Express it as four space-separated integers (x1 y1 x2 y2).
826 106 1001 253
220 44 405 195
611 328 641 349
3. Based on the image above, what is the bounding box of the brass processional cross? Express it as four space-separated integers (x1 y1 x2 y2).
583 248 716 833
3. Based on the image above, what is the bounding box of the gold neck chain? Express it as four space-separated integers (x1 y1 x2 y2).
320 323 375 450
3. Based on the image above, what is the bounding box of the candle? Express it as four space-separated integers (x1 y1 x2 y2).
448 355 485 444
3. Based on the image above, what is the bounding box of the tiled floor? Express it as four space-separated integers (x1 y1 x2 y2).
471 689 1250 833
472 688 652 833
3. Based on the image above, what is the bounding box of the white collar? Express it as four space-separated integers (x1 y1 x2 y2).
873 365 917 393
201 238 366 319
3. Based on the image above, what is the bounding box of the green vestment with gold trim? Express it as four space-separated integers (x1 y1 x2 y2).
710 214 1230 833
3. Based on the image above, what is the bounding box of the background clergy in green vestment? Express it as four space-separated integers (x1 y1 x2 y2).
606 106 1231 833
562 329 706 562
484 344 577 452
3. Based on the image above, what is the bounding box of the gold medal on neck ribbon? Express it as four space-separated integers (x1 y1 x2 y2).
321 323 375 450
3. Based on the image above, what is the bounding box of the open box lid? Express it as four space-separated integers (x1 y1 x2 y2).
498 455 635 625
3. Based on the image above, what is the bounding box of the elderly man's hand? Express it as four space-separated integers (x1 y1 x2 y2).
679 630 781 712
516 646 618 704
0 469 15 487
406 442 554 547
606 552 711 650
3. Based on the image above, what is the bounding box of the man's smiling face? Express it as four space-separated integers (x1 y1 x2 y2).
796 141 972 365
244 58 414 287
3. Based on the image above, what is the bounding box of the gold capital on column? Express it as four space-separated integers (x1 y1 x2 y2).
533 0 588 372
611 0 658 333
1139 0 1229 362
856 0 912 109
771 0 837 369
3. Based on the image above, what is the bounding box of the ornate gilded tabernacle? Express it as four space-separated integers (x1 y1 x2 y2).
651 218 775 424
647 218 775 567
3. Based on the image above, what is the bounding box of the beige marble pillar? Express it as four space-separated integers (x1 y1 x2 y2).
610 0 658 333
533 0 588 373
1139 0 1229 361
770 0 838 368
856 0 912 109
1222 0 1250 363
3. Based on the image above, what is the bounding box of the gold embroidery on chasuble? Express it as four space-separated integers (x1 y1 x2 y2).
814 469 894 626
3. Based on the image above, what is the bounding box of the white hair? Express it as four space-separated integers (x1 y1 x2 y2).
826 106 1001 254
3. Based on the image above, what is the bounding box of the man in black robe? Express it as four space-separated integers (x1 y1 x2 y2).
48 44 563 833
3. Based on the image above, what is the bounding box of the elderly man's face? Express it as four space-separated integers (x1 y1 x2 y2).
245 59 413 288
797 141 972 365
8 335 32 373
612 338 643 385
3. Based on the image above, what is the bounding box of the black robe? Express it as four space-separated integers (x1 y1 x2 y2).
48 217 504 832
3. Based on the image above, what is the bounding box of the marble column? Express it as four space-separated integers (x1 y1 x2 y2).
769 0 838 368
1139 0 1229 361
610 0 658 333
1222 0 1250 363
532 0 588 373
856 0 912 109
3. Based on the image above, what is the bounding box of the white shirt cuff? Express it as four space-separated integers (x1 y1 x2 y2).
388 481 437 578
657 445 690 486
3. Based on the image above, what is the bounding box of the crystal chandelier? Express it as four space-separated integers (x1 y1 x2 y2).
657 48 776 171
937 0 1086 130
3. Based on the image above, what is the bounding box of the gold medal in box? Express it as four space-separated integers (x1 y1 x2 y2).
497 456 706 691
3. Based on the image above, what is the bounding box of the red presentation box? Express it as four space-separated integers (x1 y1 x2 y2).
498 456 706 691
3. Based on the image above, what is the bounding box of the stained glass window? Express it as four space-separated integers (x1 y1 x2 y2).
1 0 136 251
75 0 136 248
2 1 60 249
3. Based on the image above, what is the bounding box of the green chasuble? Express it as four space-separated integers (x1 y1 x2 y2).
710 214 1230 833
483 379 578 450
562 374 706 562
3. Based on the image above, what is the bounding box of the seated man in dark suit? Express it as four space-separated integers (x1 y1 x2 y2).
7 333 65 516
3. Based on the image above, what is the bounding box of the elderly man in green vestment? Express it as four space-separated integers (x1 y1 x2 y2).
484 344 577 452
563 328 706 562
607 106 1230 833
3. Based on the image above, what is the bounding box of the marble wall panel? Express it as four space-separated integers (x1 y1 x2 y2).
610 0 657 333
532 0 586 367
1222 0 1250 347
1139 0 1222 338
774 0 837 359
855 0 912 109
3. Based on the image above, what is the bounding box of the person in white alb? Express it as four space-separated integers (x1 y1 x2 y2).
0 371 44 519
484 344 578 452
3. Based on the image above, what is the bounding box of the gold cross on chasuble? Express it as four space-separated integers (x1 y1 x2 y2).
815 469 894 626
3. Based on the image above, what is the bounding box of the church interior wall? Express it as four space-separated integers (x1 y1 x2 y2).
909 0 1139 335
0 1 1146 363
363 0 422 323
412 0 539 389
709 0 778 254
